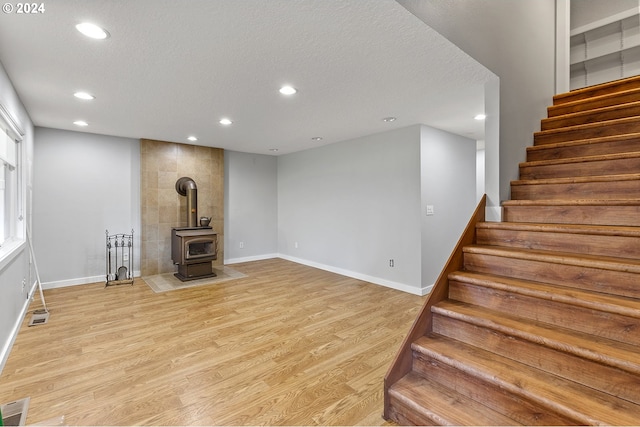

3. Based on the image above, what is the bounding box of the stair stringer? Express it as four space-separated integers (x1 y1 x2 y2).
383 195 486 418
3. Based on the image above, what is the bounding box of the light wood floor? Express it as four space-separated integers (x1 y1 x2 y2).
0 258 425 425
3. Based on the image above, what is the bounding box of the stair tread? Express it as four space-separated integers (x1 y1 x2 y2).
520 150 640 168
553 75 640 104
448 270 640 318
548 87 640 116
464 244 640 273
511 172 640 186
534 116 640 137
389 371 521 425
502 198 640 206
412 333 640 425
501 202 640 227
476 220 640 237
527 132 640 153
432 299 640 374
431 300 640 374
542 100 640 130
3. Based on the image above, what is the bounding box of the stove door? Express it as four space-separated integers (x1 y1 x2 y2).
185 237 217 262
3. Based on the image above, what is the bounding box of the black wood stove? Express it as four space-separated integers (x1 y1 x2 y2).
171 226 218 281
171 177 217 281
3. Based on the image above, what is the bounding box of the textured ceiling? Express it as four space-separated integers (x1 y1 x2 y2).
0 0 494 154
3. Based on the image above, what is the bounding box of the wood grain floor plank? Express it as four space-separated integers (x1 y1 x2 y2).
0 259 423 425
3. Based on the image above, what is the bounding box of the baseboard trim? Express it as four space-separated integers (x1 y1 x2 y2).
38 256 429 296
278 254 428 296
224 253 279 264
486 205 503 222
42 271 141 290
0 282 33 375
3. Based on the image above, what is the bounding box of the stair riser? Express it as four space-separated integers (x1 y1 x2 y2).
386 397 440 426
412 351 576 426
431 314 640 405
448 280 640 345
519 156 640 180
502 204 640 227
553 77 640 105
527 137 640 161
388 373 523 425
511 179 640 200
548 90 640 117
534 119 640 145
463 252 640 299
542 104 640 131
476 228 640 260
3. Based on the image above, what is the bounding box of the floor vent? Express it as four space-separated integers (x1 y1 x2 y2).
28 310 49 327
1 397 30 426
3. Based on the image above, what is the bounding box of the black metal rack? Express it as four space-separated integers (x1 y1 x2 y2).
106 229 134 287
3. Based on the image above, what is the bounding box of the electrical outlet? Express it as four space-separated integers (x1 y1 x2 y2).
123 252 129 261
239 241 244 249
426 205 435 216
389 259 395 267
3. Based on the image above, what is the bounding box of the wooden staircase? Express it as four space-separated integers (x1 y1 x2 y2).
384 75 640 425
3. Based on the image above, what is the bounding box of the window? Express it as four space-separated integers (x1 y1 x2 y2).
1 159 16 245
0 107 23 250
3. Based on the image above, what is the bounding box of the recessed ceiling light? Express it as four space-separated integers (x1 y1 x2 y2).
187 136 198 142
474 114 486 120
76 22 110 39
73 120 88 127
74 91 95 100
279 85 297 96
382 117 397 122
311 137 323 141
219 118 233 126
269 148 279 152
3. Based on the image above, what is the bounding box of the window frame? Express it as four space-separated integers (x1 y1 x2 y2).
0 104 25 265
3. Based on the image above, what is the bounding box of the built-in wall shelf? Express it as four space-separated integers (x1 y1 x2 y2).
570 7 640 90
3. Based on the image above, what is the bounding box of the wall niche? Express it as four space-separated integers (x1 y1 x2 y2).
140 138 224 276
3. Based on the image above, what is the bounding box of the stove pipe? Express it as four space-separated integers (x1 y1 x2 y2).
175 177 198 228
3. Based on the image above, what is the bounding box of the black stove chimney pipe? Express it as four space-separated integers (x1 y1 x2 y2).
175 177 198 228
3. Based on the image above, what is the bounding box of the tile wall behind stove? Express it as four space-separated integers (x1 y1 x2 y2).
140 139 224 276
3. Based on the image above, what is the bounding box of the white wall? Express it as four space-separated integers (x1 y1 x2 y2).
224 151 278 263
277 125 423 294
476 142 486 202
0 61 34 373
33 128 140 288
32 124 472 296
399 0 556 204
276 124 476 295
420 125 477 288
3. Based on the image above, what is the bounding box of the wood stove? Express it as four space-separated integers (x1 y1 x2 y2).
171 227 218 281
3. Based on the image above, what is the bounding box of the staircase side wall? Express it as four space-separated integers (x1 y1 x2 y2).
398 0 556 203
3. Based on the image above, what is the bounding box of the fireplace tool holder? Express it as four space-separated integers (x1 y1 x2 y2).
106 229 134 287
